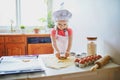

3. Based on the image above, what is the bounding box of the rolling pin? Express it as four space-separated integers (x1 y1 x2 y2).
90 55 111 71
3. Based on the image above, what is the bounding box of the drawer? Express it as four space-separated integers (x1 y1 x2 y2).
28 43 53 54
5 36 26 43
0 37 4 43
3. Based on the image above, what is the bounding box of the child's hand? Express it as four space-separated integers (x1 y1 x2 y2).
55 53 60 59
56 52 70 59
56 52 67 60
65 51 70 58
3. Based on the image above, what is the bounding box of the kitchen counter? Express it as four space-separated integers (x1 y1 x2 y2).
0 54 120 80
0 33 50 36
0 29 51 35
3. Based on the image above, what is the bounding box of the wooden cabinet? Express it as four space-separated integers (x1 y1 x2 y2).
6 44 26 56
97 69 109 80
113 67 120 80
0 43 5 57
0 36 4 42
0 34 53 56
0 36 5 57
97 67 120 80
28 43 53 55
60 71 98 80
5 36 26 56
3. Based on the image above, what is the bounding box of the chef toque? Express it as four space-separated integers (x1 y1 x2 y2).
53 9 72 22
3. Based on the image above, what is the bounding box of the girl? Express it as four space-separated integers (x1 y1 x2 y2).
51 9 73 59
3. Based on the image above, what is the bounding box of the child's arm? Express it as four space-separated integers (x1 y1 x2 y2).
66 35 72 55
66 28 73 52
65 35 72 58
51 35 61 59
66 34 73 52
65 28 73 57
51 35 60 53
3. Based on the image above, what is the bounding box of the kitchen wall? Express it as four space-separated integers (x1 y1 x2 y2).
53 0 120 64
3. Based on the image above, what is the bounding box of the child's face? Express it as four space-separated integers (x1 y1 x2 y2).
56 20 68 30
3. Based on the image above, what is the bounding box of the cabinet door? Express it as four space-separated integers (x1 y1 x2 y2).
113 67 120 80
0 37 5 57
0 37 4 43
98 67 120 80
6 44 26 56
0 43 5 57
28 43 54 55
61 71 98 80
97 69 109 80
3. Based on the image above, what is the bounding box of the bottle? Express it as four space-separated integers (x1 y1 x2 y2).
87 37 97 56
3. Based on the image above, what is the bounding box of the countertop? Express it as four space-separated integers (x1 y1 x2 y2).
0 31 50 36
0 54 120 80
0 33 50 36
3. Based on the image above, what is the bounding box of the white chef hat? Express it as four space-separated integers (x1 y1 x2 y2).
53 9 72 22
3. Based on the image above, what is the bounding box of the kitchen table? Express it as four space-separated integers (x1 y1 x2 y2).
0 54 120 80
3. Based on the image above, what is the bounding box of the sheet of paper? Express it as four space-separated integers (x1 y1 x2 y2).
42 56 75 69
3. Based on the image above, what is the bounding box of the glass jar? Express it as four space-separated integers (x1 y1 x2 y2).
87 37 97 56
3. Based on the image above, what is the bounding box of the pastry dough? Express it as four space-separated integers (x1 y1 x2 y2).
42 56 75 69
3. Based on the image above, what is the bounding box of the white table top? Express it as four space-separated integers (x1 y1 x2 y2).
38 54 120 76
0 54 120 80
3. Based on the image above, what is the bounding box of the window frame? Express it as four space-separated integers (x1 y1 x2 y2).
0 0 53 30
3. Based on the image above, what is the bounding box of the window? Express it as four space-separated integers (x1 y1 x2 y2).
0 0 48 29
0 0 16 26
21 0 47 26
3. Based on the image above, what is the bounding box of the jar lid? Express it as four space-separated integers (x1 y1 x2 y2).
87 37 97 40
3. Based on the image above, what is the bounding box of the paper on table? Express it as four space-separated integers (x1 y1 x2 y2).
42 56 75 69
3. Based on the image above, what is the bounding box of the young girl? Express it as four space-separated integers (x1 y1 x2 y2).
50 9 73 59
